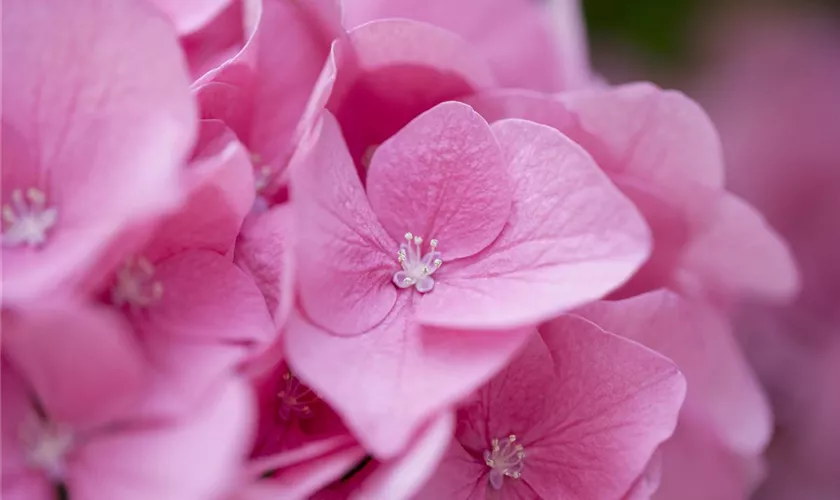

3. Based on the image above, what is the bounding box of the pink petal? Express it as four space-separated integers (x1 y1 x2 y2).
623 451 663 500
234 204 295 327
355 413 455 500
252 446 366 500
326 19 496 167
2 304 147 429
1 364 40 478
1 472 53 500
2 0 196 303
417 118 651 329
144 119 256 261
366 102 512 260
284 295 533 458
343 0 572 92
134 250 275 345
675 191 799 302
68 377 254 500
525 316 685 499
149 0 232 34
575 291 773 457
289 112 398 336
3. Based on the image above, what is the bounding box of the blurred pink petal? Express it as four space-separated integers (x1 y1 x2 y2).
343 0 577 92
150 0 232 34
1 0 196 303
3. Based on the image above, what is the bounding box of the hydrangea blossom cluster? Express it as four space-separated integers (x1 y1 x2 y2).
1 1 798 499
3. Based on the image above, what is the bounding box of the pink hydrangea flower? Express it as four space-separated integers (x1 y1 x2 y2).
576 291 772 500
416 315 685 498
465 83 799 304
1 0 197 304
284 100 651 458
1 304 253 500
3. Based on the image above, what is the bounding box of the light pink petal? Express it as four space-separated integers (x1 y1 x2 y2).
353 413 455 500
343 0 571 92
149 0 232 34
366 102 512 259
1 472 53 500
195 0 340 188
558 82 725 188
417 118 651 329
2 0 196 303
289 112 397 336
2 304 147 429
284 295 533 458
575 291 773 456
623 451 663 500
135 250 275 345
144 119 255 261
234 204 295 327
253 445 366 500
327 19 496 167
522 316 685 499
675 191 799 302
68 377 253 500
244 435 359 478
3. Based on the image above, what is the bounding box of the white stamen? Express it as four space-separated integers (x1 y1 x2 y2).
277 371 319 420
393 233 443 293
111 256 164 310
20 417 74 480
484 434 526 490
1 188 58 248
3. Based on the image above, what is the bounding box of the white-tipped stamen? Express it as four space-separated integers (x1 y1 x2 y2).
1 188 58 248
392 233 443 293
111 256 164 311
484 434 526 490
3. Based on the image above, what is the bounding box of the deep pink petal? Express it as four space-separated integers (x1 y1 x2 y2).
327 19 496 167
284 295 532 458
366 101 512 260
2 0 196 303
144 119 255 261
134 250 275 345
343 0 576 92
574 291 773 457
2 304 147 429
253 446 366 500
412 440 487 500
289 112 398 336
1 472 53 500
417 119 651 329
149 0 232 34
68 377 254 500
1 365 40 479
234 204 295 327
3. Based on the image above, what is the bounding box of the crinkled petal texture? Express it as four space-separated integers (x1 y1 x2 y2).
417 118 651 329
467 83 798 301
418 316 686 499
324 19 496 167
67 377 254 500
574 291 772 458
194 0 340 186
1 304 147 430
342 0 579 92
1 0 196 303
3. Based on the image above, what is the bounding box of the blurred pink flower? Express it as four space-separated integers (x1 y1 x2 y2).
698 9 840 499
1 304 253 500
285 100 650 458
416 316 685 498
1 0 197 304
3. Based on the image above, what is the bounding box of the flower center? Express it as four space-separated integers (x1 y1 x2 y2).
2 188 58 248
277 371 319 421
20 418 74 479
484 434 526 490
393 232 442 293
111 257 164 310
